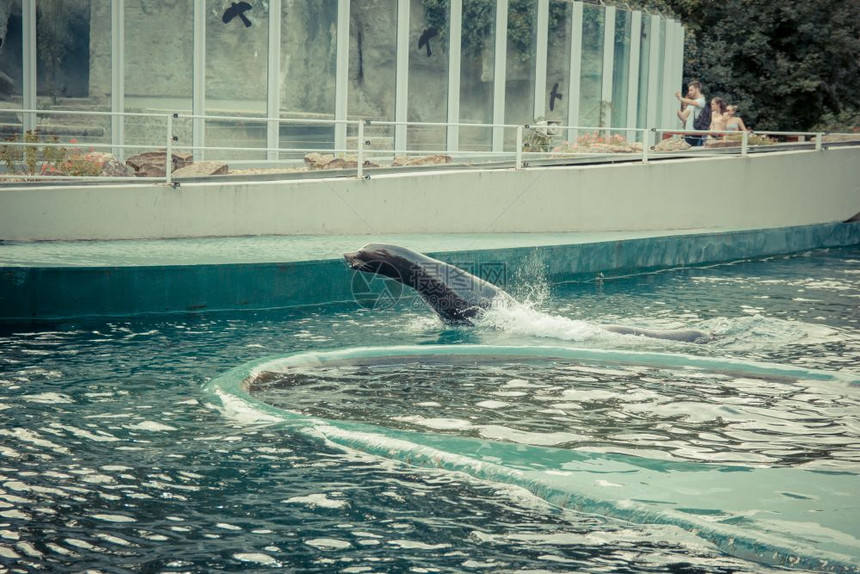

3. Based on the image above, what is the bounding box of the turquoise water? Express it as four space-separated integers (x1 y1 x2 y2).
1 247 858 572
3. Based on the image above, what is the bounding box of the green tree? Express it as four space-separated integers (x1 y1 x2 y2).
638 0 860 130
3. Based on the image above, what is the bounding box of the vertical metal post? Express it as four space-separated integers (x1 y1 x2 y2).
192 0 206 160
267 0 282 161
22 0 37 133
566 2 584 144
533 0 549 122
492 0 508 152
394 0 410 152
111 0 125 160
741 130 749 156
357 121 365 179
446 0 462 152
600 6 616 132
166 113 175 186
335 0 351 155
641 129 651 163
815 132 823 151
516 125 523 169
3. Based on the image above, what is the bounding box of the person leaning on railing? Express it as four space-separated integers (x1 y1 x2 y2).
725 105 748 132
706 97 728 144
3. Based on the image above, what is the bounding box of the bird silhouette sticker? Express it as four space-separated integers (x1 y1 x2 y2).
223 2 253 27
549 82 563 111
418 27 439 57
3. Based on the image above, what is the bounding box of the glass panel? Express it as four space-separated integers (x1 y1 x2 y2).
348 0 398 154
280 0 339 155
33 2 109 162
545 1 571 127
578 3 603 129
205 0 269 160
408 0 449 152
504 0 537 142
124 0 194 158
458 0 495 151
636 15 650 129
0 4 23 140
610 9 631 134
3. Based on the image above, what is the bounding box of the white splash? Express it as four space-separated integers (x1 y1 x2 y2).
284 493 348 509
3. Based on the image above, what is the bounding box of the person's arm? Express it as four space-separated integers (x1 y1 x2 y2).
737 117 748 131
675 92 701 107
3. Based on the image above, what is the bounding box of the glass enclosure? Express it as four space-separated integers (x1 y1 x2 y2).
610 9 631 134
124 0 194 155
205 0 269 160
408 0 450 151
545 1 572 127
0 0 684 166
0 4 23 137
578 2 603 130
281 0 339 157
636 14 651 130
504 0 537 133
458 0 496 151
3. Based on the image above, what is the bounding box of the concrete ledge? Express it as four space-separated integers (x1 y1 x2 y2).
2 222 858 322
1 148 859 241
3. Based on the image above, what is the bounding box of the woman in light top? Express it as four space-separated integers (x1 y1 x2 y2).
725 105 748 132
709 97 728 134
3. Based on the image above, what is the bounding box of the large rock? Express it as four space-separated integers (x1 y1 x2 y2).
172 161 229 178
303 152 379 170
391 154 453 166
126 151 194 177
100 156 136 177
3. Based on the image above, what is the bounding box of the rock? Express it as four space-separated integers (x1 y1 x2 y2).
126 151 194 176
100 157 136 177
304 152 335 169
305 153 379 170
323 157 357 169
172 161 229 177
391 154 453 166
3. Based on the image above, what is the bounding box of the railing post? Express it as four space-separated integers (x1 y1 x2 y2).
166 113 175 186
357 121 365 179
641 129 651 164
815 132 823 151
516 125 524 169
741 130 749 157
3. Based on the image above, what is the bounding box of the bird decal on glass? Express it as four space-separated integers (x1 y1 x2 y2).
418 27 439 57
549 82 563 111
223 2 253 27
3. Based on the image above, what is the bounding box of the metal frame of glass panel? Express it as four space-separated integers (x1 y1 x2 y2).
6 0 685 161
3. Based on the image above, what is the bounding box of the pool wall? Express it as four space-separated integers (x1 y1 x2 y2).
2 222 858 321
1 148 858 241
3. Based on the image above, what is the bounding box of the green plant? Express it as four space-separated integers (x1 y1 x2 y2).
521 117 554 152
58 149 104 176
0 131 78 176
0 135 24 172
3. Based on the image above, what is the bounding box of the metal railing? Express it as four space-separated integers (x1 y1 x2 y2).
0 108 854 185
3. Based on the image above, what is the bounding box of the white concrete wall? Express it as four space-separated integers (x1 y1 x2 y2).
1 148 859 241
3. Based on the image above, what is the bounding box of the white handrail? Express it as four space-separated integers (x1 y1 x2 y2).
1 107 856 184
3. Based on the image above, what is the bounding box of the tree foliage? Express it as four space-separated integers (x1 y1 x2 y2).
633 0 860 130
